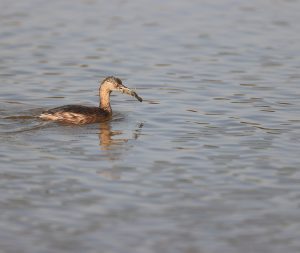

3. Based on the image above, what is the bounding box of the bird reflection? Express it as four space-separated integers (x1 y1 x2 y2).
97 121 144 180
98 120 143 150
98 121 122 149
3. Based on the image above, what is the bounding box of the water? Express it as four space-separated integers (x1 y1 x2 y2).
1 0 300 252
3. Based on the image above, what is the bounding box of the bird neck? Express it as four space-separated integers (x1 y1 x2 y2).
99 84 112 114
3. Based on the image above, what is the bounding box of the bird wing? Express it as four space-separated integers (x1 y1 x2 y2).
44 105 100 115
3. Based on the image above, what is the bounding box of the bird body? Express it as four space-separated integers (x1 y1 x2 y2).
39 76 142 124
39 105 110 124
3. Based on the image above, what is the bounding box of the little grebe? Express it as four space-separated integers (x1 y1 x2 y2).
39 76 142 124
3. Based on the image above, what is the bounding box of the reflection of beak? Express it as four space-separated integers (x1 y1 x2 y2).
119 85 143 102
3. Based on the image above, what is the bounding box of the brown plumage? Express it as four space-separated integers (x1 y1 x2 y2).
39 76 143 124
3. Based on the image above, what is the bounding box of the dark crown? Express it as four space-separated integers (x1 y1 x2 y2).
101 76 122 85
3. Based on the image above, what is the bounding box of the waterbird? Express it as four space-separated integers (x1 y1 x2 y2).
39 76 142 124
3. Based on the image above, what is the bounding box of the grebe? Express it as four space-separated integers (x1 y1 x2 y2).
39 76 143 124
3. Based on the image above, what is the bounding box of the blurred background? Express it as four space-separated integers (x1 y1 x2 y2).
1 0 300 253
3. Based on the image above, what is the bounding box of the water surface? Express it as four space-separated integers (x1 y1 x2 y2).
1 0 300 252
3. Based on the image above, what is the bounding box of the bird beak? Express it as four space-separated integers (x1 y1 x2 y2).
119 85 143 102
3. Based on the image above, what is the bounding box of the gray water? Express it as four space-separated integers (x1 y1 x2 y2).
1 0 300 252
